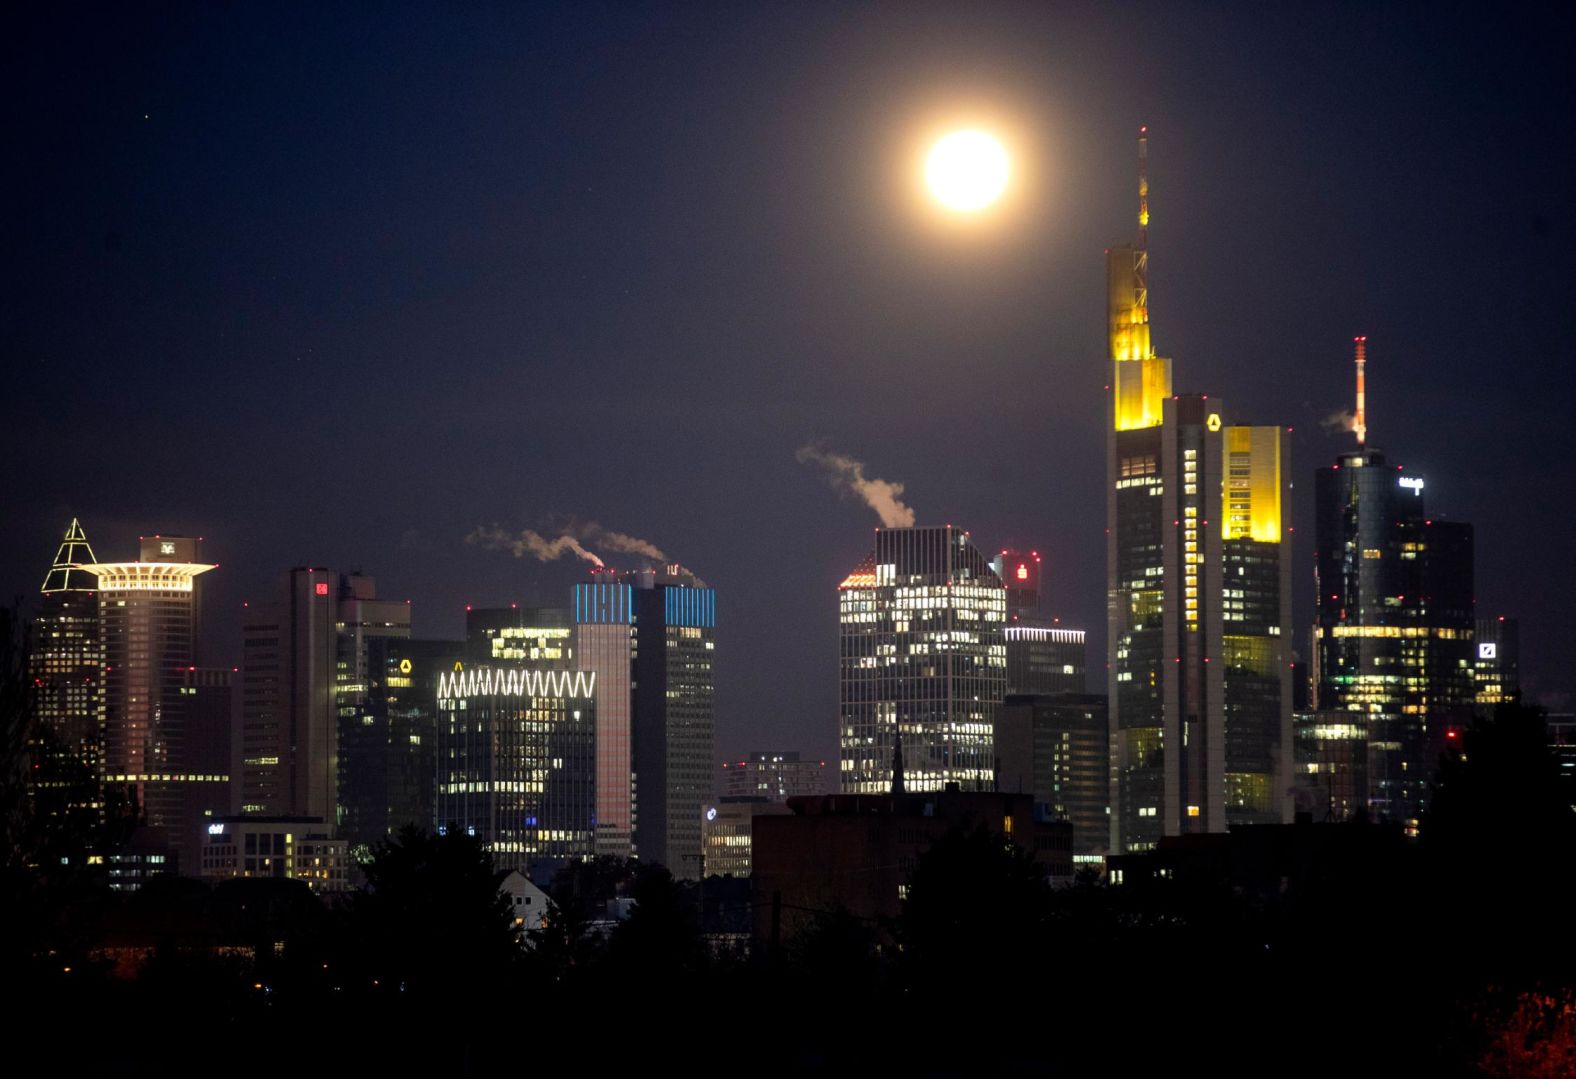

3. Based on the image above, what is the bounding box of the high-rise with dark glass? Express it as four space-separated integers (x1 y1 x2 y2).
630 565 715 879
240 569 411 837
29 519 104 836
1106 130 1292 852
434 665 598 874
1312 448 1475 826
839 525 1007 794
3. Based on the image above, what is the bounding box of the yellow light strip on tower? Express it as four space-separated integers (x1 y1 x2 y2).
72 562 216 592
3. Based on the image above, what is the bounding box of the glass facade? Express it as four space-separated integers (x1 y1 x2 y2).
632 572 715 879
434 666 598 873
1312 450 1475 826
29 519 103 832
839 525 1007 794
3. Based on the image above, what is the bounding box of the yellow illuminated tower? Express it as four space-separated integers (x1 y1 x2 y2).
1106 131 1291 853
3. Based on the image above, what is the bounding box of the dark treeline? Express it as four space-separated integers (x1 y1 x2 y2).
6 603 1574 1075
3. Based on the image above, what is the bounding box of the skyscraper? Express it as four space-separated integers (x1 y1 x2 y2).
630 565 715 878
1312 441 1475 825
77 534 226 871
29 519 103 835
240 569 410 828
838 525 1007 794
1473 616 1520 709
1106 131 1292 852
574 578 637 857
434 664 598 874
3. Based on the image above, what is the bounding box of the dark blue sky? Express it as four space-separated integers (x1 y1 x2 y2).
6 2 1572 761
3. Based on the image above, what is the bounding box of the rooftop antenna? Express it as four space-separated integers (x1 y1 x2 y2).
1135 125 1150 316
1353 336 1368 446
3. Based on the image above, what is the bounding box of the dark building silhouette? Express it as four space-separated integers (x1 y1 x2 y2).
997 693 1109 857
751 788 1072 944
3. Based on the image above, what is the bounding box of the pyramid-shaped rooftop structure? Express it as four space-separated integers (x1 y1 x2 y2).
41 518 98 593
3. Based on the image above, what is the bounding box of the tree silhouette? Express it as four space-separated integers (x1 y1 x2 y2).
338 825 517 997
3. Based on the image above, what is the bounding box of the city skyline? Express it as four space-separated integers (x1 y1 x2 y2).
6 4 1571 771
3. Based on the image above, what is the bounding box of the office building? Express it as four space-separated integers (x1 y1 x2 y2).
630 565 716 878
76 534 227 871
1473 617 1520 710
1106 130 1292 853
28 518 103 833
996 693 1109 857
992 549 1043 617
466 604 572 666
574 579 637 857
200 815 350 893
1312 439 1476 826
720 751 829 801
434 664 598 873
338 634 442 854
701 796 792 878
839 525 1007 794
240 570 411 837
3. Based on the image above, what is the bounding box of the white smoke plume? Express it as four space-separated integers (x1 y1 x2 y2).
1321 409 1357 434
796 442 917 528
566 520 668 562
467 525 604 567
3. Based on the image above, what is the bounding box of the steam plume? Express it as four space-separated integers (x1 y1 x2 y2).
1321 409 1357 434
796 443 917 528
568 520 668 562
467 525 604 567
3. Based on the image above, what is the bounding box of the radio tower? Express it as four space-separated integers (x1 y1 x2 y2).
1353 336 1368 446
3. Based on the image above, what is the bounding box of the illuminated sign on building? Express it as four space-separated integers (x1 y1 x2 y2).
1478 642 1497 660
159 542 176 556
436 666 597 701
1016 564 1029 580
314 582 330 596
1398 476 1424 494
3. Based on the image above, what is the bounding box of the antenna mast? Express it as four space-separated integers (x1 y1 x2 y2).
1353 336 1368 446
1135 126 1149 316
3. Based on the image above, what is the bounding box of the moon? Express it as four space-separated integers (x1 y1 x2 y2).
926 130 1009 212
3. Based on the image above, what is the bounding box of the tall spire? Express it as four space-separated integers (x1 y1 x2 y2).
1353 336 1368 446
1135 125 1150 318
41 518 98 593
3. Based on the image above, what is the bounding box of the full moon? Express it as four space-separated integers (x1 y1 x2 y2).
926 130 1009 212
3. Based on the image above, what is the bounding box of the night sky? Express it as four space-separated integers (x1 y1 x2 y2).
6 3 1572 763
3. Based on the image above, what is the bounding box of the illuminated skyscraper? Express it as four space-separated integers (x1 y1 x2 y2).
76 535 227 871
1106 131 1292 852
574 579 637 857
839 525 1007 794
435 665 598 873
1312 448 1475 825
29 519 103 832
